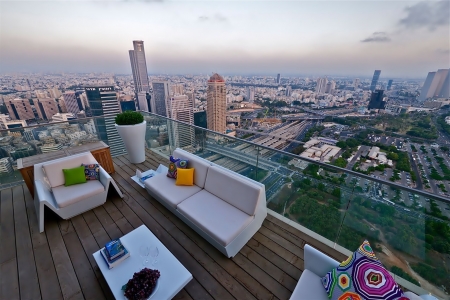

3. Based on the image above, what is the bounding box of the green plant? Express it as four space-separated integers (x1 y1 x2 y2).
115 111 144 125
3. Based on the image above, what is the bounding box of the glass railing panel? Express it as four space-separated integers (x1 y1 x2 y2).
336 178 450 299
142 113 173 157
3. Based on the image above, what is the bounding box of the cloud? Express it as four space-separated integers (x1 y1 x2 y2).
198 13 228 22
361 32 391 43
436 48 450 55
399 0 450 31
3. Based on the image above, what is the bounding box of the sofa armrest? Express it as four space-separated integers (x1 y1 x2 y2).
304 244 340 277
35 179 57 206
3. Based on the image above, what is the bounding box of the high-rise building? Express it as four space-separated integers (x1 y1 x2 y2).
35 98 59 120
120 100 136 112
137 91 152 112
246 86 255 102
387 80 393 91
276 74 281 84
370 70 381 91
316 77 328 94
5 98 35 120
368 90 386 110
0 157 13 174
166 95 194 148
285 86 292 97
325 81 335 94
152 81 170 116
419 69 450 101
63 91 83 115
129 40 150 98
353 78 360 89
84 86 125 157
207 73 226 133
48 88 62 99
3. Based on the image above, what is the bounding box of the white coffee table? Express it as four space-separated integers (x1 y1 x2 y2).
93 225 192 299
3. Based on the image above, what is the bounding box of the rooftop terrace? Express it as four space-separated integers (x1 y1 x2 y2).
1 150 347 300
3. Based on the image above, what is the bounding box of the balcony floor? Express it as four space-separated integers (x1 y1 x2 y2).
0 150 346 300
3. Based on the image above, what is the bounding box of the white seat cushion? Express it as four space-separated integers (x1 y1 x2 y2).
173 149 211 188
290 269 328 300
204 166 262 216
177 190 253 247
144 173 202 209
52 180 105 208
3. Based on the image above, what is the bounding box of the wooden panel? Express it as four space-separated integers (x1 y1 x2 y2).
91 147 115 174
0 188 19 300
13 185 41 300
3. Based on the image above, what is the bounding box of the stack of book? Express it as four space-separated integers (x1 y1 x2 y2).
100 239 130 269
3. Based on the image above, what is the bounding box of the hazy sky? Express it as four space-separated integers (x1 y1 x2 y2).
0 0 449 78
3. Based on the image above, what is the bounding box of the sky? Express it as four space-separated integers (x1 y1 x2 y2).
0 0 449 78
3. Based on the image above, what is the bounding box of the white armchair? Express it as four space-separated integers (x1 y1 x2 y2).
34 152 123 233
290 244 437 300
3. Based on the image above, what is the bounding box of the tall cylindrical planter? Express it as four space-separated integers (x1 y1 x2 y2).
115 120 146 164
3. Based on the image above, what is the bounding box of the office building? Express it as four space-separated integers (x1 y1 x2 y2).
368 90 386 110
51 113 76 122
194 110 207 129
5 98 35 121
207 73 226 133
35 98 59 120
325 81 335 94
152 81 170 116
129 40 150 96
246 86 255 102
276 74 281 84
64 91 84 115
316 77 328 94
419 69 450 101
387 80 393 91
23 128 38 141
48 88 62 99
84 86 125 157
120 100 136 112
166 95 195 148
137 91 151 112
370 70 381 91
353 78 360 89
40 143 63 154
0 157 13 174
285 86 292 97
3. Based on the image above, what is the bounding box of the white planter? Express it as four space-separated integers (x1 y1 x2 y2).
115 120 146 163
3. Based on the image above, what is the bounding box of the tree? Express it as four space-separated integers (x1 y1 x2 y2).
333 158 347 168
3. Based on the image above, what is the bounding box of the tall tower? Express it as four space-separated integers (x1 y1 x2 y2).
129 40 150 108
387 80 393 91
166 95 194 148
207 73 226 133
84 86 125 157
276 74 281 84
315 77 328 94
370 70 381 91
151 81 171 117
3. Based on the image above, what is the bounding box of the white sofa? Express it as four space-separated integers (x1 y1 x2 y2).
290 244 437 300
34 152 123 233
145 148 267 258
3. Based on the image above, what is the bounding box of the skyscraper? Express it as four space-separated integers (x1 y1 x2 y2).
207 73 226 133
368 90 386 110
370 70 381 91
84 86 125 157
5 98 35 120
353 78 360 89
285 86 292 97
387 80 393 91
152 81 170 116
419 69 450 101
137 91 152 112
129 40 150 107
166 95 194 148
276 74 281 84
316 77 328 94
63 91 83 115
246 86 255 102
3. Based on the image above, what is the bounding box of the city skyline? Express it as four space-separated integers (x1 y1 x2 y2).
1 0 448 78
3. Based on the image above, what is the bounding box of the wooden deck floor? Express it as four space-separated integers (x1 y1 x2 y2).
0 150 346 300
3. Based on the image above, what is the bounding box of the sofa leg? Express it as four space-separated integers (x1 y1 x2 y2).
38 204 45 233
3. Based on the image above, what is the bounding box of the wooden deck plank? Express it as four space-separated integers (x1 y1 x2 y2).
13 185 41 300
82 210 113 247
0 187 20 300
23 186 63 300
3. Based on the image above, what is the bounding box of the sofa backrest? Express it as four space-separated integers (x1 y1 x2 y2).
204 165 262 216
42 152 98 188
173 148 211 188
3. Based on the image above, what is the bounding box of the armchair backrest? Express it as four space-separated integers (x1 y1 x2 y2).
42 152 98 188
173 148 212 188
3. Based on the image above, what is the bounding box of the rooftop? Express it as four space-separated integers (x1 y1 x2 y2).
0 150 346 300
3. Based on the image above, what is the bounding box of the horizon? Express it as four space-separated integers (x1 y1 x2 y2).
1 0 449 78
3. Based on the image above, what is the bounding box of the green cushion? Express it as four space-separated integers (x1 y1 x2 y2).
63 166 87 186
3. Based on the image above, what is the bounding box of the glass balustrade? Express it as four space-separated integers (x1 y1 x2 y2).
141 112 450 299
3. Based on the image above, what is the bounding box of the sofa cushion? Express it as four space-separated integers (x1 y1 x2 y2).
177 190 253 247
204 166 261 216
173 149 211 188
83 163 100 180
52 180 104 208
322 240 406 300
176 168 194 186
43 153 98 188
167 156 188 179
290 269 328 300
63 166 87 186
144 173 202 209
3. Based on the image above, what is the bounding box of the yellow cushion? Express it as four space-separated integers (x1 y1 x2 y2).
176 168 194 186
